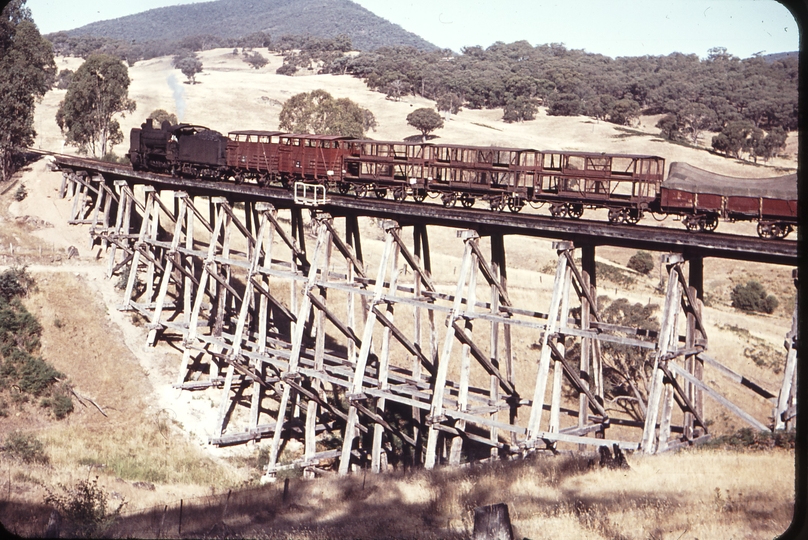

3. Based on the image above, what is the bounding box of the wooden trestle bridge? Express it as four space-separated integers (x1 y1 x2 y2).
49 154 798 480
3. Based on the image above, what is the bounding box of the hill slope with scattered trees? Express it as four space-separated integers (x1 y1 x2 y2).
56 0 436 52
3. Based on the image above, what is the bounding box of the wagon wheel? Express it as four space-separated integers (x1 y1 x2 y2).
234 173 245 185
355 184 368 199
412 189 427 203
622 209 642 224
489 196 505 212
507 196 525 213
338 182 350 195
460 193 476 208
442 192 457 207
566 203 584 219
393 188 407 202
374 188 388 199
780 224 794 239
550 203 567 219
700 215 719 232
607 208 622 224
684 216 702 232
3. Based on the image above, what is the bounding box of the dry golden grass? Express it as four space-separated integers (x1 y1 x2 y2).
67 447 793 539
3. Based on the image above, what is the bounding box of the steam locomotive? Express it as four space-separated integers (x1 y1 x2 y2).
127 118 798 239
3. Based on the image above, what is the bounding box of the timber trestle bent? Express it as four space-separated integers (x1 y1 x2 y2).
54 167 798 479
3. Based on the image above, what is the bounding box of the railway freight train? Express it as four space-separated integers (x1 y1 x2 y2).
127 118 798 239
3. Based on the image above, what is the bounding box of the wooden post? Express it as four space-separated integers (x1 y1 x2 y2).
548 260 573 439
265 218 330 478
578 270 592 451
339 222 396 475
473 503 514 540
641 254 682 454
449 246 476 465
775 270 798 430
526 242 571 444
371 240 401 473
425 230 477 469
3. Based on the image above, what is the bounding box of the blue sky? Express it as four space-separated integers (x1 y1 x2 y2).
24 0 800 59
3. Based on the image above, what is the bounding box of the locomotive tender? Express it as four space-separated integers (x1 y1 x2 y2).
127 118 797 238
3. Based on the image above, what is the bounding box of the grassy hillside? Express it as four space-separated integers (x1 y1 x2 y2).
61 0 437 52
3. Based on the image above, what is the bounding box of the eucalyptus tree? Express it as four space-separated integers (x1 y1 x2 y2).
56 54 136 158
0 0 56 181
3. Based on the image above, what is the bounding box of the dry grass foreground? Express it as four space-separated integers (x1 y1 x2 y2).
4 448 794 539
0 49 798 538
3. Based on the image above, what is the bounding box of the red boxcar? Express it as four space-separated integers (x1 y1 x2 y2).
660 162 797 237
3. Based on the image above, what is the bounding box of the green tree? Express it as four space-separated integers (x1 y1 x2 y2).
147 108 178 126
731 281 779 314
173 51 203 84
436 92 462 116
406 107 444 141
605 98 640 126
711 120 755 159
503 96 538 123
750 126 788 162
547 92 582 116
599 297 660 422
627 251 655 275
0 0 56 181
243 51 268 69
278 90 376 138
655 114 680 141
56 54 137 158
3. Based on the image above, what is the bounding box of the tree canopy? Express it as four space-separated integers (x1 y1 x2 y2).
173 51 203 84
56 54 137 158
0 0 56 181
406 108 444 141
322 41 797 137
278 90 376 138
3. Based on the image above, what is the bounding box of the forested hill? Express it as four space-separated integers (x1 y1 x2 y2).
61 0 437 52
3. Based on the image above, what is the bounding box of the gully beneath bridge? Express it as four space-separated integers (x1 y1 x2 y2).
51 156 798 480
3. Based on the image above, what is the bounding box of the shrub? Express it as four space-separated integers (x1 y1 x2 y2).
730 280 779 314
244 51 268 69
41 384 74 419
17 355 62 396
704 427 795 450
44 477 126 538
2 431 49 464
14 184 27 201
627 250 655 275
0 267 35 302
276 62 298 76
